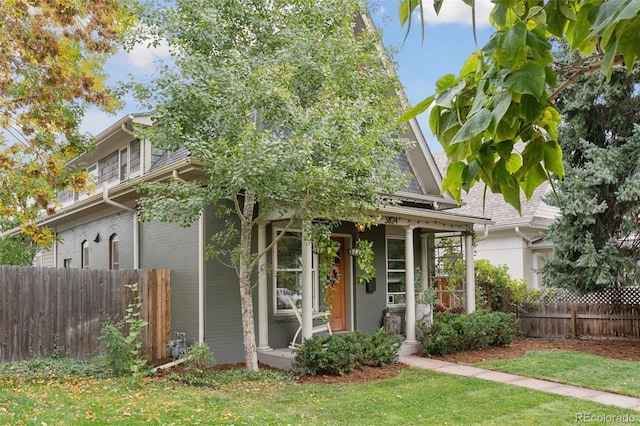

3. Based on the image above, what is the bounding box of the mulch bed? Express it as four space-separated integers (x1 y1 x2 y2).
152 338 640 385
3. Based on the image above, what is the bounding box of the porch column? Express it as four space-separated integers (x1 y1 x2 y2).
465 233 476 313
257 222 271 351
301 221 313 340
405 226 417 343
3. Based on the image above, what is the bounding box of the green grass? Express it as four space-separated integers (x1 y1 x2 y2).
476 350 640 398
0 359 637 425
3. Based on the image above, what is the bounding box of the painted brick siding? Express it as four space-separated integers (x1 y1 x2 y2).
139 218 200 349
55 211 134 270
203 204 252 364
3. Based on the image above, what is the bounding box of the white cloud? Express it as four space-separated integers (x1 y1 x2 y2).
127 39 171 69
417 0 493 28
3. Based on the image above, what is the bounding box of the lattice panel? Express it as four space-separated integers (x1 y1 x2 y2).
542 287 640 304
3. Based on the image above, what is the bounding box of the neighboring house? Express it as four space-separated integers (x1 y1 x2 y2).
434 152 559 289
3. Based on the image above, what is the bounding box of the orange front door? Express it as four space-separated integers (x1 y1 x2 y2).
327 237 346 331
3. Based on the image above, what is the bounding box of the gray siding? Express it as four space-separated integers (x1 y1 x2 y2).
130 139 141 173
203 204 251 364
55 211 134 270
139 218 200 349
354 225 389 333
98 151 119 187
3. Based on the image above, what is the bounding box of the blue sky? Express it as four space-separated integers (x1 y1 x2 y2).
81 0 494 154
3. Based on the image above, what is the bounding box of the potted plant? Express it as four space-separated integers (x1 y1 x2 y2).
383 307 393 317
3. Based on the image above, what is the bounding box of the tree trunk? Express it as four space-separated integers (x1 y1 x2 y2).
238 192 258 371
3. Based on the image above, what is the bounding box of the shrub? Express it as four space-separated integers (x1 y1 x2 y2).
475 260 533 312
99 283 149 384
421 310 516 356
294 330 401 376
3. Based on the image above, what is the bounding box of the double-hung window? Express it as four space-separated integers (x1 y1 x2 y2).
119 147 128 181
386 237 406 306
272 229 318 313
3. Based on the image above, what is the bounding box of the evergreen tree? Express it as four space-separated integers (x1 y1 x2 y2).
541 65 640 294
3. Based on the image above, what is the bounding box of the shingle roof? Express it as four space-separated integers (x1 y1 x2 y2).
433 151 559 228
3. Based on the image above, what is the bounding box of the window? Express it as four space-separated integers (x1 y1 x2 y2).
386 237 406 306
119 147 128 181
273 230 318 313
110 234 119 270
63 258 72 268
81 240 89 269
129 139 141 174
34 252 42 267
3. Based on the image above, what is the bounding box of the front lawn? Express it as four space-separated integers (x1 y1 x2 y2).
476 350 640 398
0 359 637 425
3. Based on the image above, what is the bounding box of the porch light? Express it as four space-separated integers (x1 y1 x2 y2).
356 224 366 233
348 247 361 257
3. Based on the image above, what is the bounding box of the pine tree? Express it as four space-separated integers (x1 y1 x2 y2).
542 65 640 294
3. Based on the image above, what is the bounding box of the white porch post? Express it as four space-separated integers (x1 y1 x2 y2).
405 226 417 343
257 222 271 351
465 233 476 313
301 221 313 340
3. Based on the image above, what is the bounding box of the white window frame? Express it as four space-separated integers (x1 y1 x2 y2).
272 227 319 315
386 236 406 307
110 234 119 270
81 240 89 269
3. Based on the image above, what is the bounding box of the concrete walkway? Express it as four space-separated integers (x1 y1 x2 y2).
400 355 640 412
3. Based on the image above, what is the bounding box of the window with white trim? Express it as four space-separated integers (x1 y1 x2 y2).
272 229 318 313
386 237 406 306
119 147 128 181
110 234 119 270
81 240 89 269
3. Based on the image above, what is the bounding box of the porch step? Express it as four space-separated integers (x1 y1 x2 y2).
258 348 297 371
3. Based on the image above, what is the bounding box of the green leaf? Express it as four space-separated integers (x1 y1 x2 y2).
397 95 434 124
493 159 521 213
521 136 545 171
590 0 628 35
519 93 546 123
435 74 457 93
435 80 466 108
399 0 420 27
441 161 466 202
505 152 522 174
459 51 482 78
521 163 548 200
543 140 564 176
504 62 546 100
490 91 513 132
434 0 444 15
495 21 527 68
451 108 492 145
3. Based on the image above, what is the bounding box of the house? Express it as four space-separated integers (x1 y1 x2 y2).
23 110 492 365
20 16 493 366
434 152 559 289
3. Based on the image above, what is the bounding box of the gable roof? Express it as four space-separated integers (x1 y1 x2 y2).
433 151 559 229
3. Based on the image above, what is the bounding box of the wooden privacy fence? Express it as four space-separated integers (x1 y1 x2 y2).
518 303 640 340
0 266 170 364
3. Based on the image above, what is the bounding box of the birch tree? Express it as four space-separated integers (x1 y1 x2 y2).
132 0 408 370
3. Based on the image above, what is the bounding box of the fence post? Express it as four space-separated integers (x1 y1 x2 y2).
570 309 577 338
